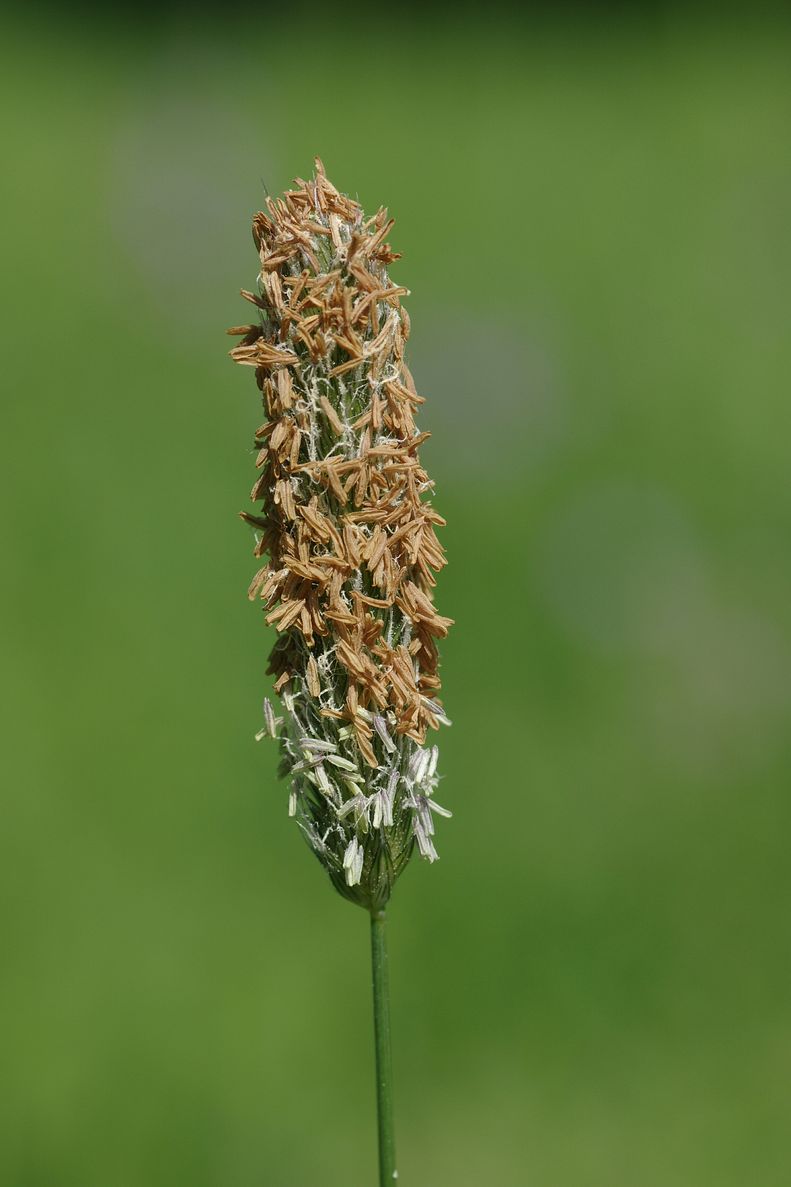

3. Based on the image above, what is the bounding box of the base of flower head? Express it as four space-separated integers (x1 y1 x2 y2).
257 689 450 910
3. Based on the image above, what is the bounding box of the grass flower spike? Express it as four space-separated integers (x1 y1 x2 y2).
229 159 452 912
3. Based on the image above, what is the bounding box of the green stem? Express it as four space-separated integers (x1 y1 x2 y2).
370 908 397 1184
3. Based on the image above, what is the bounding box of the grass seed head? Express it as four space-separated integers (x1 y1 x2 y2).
230 159 452 909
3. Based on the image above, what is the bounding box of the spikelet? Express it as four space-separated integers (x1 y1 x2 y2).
230 159 452 909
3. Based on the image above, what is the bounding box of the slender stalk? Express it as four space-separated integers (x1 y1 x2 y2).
370 909 397 1184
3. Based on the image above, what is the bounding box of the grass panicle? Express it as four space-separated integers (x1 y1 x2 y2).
231 159 452 911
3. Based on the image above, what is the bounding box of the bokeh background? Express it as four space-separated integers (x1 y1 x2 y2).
3 4 790 1184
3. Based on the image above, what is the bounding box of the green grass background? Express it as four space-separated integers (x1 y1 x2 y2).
2 7 790 1184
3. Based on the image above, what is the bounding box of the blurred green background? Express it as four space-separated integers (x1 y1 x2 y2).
2 5 790 1184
